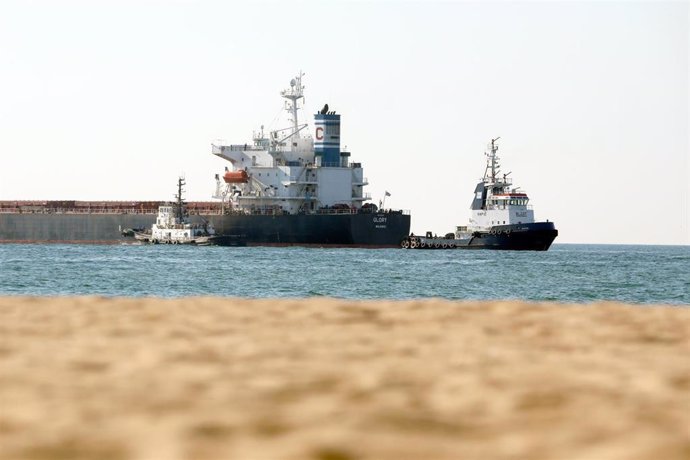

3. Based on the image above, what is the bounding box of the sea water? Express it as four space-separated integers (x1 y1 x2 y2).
0 244 687 304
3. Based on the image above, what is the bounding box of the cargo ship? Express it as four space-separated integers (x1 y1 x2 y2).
401 138 558 250
0 74 411 247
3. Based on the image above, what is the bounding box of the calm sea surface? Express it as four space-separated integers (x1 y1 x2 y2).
0 244 687 304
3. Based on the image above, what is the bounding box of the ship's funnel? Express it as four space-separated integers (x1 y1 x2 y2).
314 109 340 166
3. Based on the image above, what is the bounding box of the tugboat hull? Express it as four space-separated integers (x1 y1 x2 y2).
401 222 558 251
404 137 559 252
459 222 558 251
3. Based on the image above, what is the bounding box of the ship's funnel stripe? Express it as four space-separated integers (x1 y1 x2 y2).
313 112 341 164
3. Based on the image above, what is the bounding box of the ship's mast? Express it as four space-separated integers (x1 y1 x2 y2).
280 72 305 137
175 177 186 221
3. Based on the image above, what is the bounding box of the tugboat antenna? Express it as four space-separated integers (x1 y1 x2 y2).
485 136 501 184
175 177 186 221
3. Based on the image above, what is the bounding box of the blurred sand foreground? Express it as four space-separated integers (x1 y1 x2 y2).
0 298 688 460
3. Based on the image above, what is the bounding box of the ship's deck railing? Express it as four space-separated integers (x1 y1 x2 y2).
270 161 362 169
213 143 265 152
317 162 364 169
0 201 225 215
0 205 411 216
316 208 358 215
0 208 161 215
228 144 265 152
210 207 410 216
314 207 409 215
485 204 534 211
0 208 228 215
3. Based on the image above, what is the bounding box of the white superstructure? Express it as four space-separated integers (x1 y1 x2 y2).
458 138 535 237
211 73 370 215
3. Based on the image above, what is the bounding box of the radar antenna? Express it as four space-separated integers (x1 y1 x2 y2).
484 137 501 183
280 71 305 136
174 177 186 221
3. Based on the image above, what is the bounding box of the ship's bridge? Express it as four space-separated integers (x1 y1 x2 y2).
489 193 530 207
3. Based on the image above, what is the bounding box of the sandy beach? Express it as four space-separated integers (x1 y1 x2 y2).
0 297 688 460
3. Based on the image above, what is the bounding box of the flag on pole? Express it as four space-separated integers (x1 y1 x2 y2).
385 191 391 197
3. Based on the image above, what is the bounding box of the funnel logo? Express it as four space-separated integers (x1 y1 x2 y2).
315 127 324 140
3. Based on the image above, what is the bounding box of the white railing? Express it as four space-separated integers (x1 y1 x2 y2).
0 205 412 217
486 204 533 211
212 144 263 152
0 208 161 215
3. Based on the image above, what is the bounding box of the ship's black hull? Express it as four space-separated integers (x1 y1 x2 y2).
0 211 411 248
206 212 410 247
457 222 558 251
460 222 558 250
404 222 558 251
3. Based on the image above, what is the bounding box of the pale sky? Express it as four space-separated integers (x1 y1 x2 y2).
1 0 687 244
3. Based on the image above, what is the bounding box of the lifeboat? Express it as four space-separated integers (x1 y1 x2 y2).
223 170 249 183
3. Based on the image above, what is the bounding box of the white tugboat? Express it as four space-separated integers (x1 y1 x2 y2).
136 178 218 245
402 138 558 250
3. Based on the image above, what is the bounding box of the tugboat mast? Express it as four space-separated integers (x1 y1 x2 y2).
174 177 186 222
484 136 501 184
